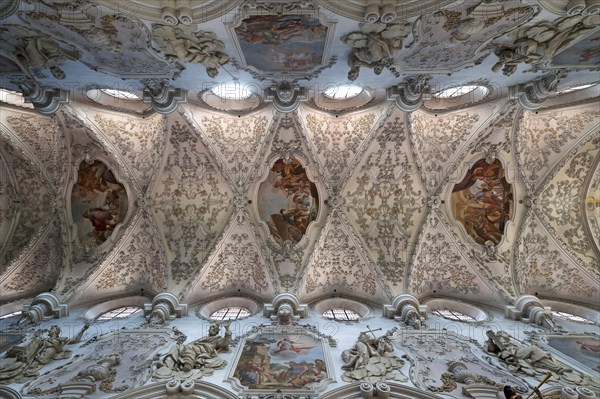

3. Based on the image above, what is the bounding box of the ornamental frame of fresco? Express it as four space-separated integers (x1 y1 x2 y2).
254 154 323 248
224 324 337 396
444 155 517 250
226 0 337 81
67 155 134 257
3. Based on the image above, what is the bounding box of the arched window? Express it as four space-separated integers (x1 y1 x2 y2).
432 309 476 322
210 307 250 321
0 311 21 320
99 88 141 100
433 85 488 99
551 311 596 325
97 306 142 321
323 308 360 321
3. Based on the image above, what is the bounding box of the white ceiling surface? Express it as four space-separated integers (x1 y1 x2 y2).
0 0 599 311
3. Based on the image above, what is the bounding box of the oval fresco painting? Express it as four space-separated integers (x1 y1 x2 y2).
258 159 319 244
451 159 514 246
71 160 128 246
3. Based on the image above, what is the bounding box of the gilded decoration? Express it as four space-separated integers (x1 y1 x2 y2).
451 159 514 246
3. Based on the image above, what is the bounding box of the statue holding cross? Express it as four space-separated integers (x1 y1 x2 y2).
341 326 407 383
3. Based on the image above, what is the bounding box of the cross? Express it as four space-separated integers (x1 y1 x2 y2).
363 325 382 339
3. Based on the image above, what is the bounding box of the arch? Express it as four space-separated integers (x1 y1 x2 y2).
109 380 239 399
313 297 373 319
320 381 445 399
83 295 147 321
425 298 487 322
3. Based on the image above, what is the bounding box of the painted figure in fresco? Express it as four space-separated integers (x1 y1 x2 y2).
237 359 266 385
451 159 513 246
233 333 328 390
261 159 319 244
0 323 89 382
153 321 231 381
273 337 315 354
577 340 600 353
72 160 128 246
236 15 326 47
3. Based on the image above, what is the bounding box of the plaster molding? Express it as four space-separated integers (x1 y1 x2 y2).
142 82 187 115
20 81 69 116
263 293 308 324
387 76 432 112
383 294 427 327
144 292 188 325
506 294 555 329
22 292 69 323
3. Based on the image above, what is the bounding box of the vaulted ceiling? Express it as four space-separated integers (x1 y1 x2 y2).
0 0 598 312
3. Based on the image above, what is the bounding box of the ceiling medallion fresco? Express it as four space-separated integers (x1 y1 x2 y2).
451 159 514 246
234 15 328 72
71 159 128 247
258 158 319 245
228 2 336 80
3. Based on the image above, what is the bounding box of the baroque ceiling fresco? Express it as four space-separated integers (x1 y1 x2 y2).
0 0 598 316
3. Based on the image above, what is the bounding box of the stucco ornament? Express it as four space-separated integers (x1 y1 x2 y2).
341 21 411 80
490 14 599 75
0 25 79 79
152 24 229 77
152 322 232 382
341 327 408 383
484 330 600 388
0 323 89 383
